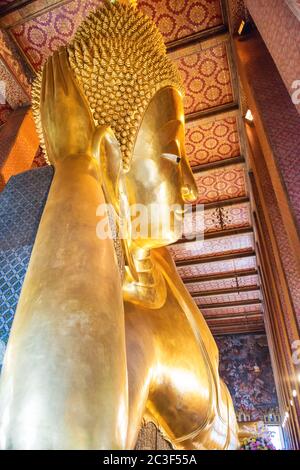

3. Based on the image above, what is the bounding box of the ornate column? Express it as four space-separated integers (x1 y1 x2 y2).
233 29 300 449
245 0 300 114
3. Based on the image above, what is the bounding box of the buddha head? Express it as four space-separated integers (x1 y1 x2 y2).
33 0 198 249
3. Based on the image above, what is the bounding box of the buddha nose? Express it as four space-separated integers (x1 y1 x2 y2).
180 158 198 203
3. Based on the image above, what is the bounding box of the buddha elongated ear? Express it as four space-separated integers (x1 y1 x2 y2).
92 126 123 214
92 126 138 281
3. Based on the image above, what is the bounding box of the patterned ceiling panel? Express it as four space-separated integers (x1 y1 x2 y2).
185 274 260 294
10 0 101 70
201 303 263 317
195 290 261 306
8 0 226 81
194 163 246 204
234 274 260 288
203 202 251 232
185 117 240 167
177 255 257 279
169 233 254 262
171 41 233 115
139 0 223 44
182 202 251 239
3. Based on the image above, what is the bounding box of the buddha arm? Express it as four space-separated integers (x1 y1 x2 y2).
0 155 128 449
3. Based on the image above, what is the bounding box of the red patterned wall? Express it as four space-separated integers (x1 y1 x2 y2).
0 103 12 127
246 0 300 114
238 34 300 235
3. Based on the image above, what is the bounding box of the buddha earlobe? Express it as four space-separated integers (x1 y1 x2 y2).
92 125 138 281
92 125 124 211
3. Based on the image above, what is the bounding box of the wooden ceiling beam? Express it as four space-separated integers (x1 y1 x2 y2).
209 326 265 334
0 1 71 26
191 195 250 213
208 324 264 332
212 326 265 336
191 155 245 174
175 225 253 245
201 195 249 211
208 318 264 326
190 286 260 297
205 312 263 321
0 0 35 17
185 102 239 125
183 268 258 284
220 0 229 29
167 25 228 53
176 250 255 267
198 299 262 309
212 321 264 326
204 226 252 239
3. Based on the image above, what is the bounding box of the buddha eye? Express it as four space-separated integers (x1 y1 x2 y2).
161 153 181 164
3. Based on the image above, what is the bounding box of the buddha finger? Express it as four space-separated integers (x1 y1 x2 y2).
59 48 69 94
44 55 54 104
58 47 78 96
41 58 47 105
53 50 67 97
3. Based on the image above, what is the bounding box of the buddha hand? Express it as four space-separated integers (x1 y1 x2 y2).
40 47 95 164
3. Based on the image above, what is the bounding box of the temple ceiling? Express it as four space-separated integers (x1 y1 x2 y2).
0 0 264 335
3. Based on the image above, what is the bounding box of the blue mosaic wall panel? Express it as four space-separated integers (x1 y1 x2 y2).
0 166 53 370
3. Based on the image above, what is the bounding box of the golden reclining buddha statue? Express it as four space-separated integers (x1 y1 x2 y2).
0 0 239 450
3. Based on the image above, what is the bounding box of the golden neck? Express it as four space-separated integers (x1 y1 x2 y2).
123 246 167 309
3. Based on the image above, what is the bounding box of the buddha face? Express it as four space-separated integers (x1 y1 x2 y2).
124 87 198 249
